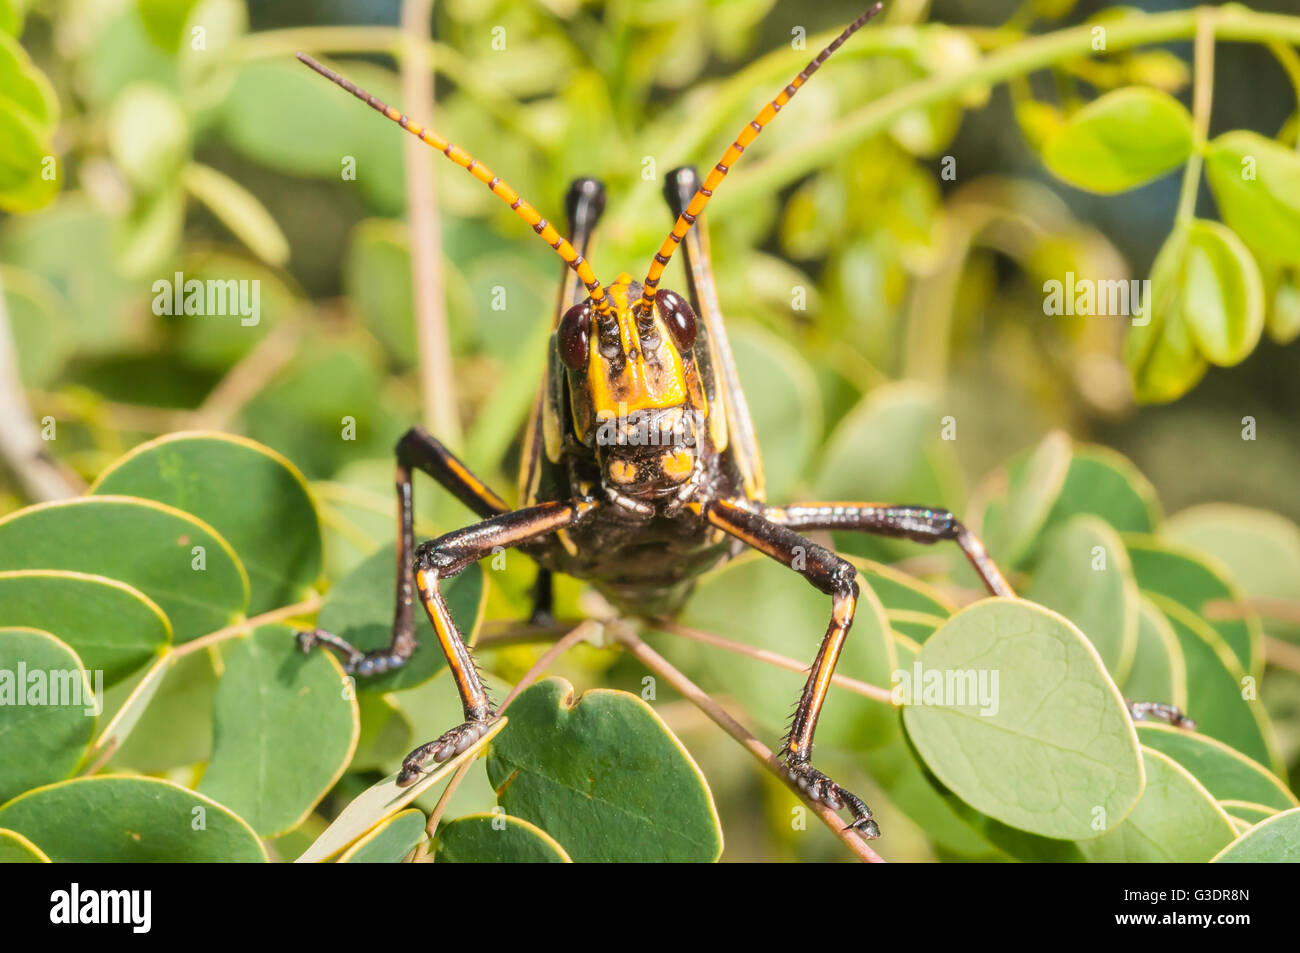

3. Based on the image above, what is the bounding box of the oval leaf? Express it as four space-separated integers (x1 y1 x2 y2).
1212 806 1300 862
92 432 322 616
338 808 426 863
486 679 722 862
0 776 266 861
1042 87 1193 194
1137 723 1295 812
1205 130 1300 262
0 828 51 863
434 813 572 863
0 628 96 802
197 625 359 837
901 598 1143 839
0 497 249 644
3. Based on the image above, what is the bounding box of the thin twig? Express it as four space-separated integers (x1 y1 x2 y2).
610 627 886 863
401 0 460 444
417 620 601 859
173 593 323 657
655 619 895 706
190 321 302 430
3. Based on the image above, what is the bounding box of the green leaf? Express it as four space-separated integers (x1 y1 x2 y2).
1221 801 1277 827
901 599 1142 839
295 719 505 862
0 570 170 684
1124 226 1208 404
434 812 572 863
1136 723 1296 812
0 628 96 803
1042 87 1193 194
0 829 50 862
1040 444 1161 536
197 625 358 837
92 432 322 616
315 543 485 692
1205 130 1300 262
84 651 172 770
1125 535 1261 675
1212 807 1300 862
0 31 56 127
1146 594 1279 774
1177 220 1265 366
853 557 954 618
338 808 426 863
136 0 202 52
107 649 217 772
181 163 290 265
967 430 1072 569
1121 596 1187 712
486 679 723 862
1077 747 1236 862
1026 516 1139 680
682 552 898 752
0 497 249 644
0 776 267 861
732 323 823 500
0 97 54 212
1162 504 1300 605
107 82 190 193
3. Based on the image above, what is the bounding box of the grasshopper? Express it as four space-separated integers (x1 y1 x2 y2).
294 5 1187 839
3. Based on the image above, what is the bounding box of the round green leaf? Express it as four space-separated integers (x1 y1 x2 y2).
1124 226 1208 404
84 651 173 771
731 323 823 500
1178 220 1265 366
0 570 170 684
1222 801 1277 827
1212 806 1300 863
338 808 426 863
682 552 898 752
1078 747 1236 862
1205 130 1300 262
0 828 50 862
434 812 571 863
108 649 218 772
0 628 96 803
92 432 322 616
315 543 485 692
901 598 1143 839
1126 535 1261 676
1041 444 1161 536
1162 504 1300 605
1121 596 1187 713
197 625 359 837
1146 594 1279 774
1042 87 1194 194
486 679 722 862
0 497 248 644
1136 723 1296 812
0 776 267 861
1026 515 1139 680
107 82 190 192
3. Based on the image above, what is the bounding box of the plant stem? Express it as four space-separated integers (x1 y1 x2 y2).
713 7 1300 218
655 619 896 705
611 626 886 863
173 593 323 657
400 0 461 446
1175 7 1217 225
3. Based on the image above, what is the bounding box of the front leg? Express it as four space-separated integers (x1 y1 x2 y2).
395 500 597 785
702 498 879 838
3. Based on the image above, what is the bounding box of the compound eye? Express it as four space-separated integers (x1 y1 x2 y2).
557 301 591 370
655 289 697 352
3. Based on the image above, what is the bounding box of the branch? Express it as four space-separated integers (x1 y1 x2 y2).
610 626 886 863
401 0 461 445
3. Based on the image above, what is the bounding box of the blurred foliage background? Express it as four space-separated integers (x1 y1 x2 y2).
3 0 1300 861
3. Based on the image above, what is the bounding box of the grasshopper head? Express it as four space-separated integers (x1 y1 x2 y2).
557 274 703 499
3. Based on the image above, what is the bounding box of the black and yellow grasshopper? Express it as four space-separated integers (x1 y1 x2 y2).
293 5 1020 839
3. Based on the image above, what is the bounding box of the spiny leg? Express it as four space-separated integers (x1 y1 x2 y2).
766 502 1013 597
297 426 509 676
396 500 597 785
703 498 879 838
767 502 1196 727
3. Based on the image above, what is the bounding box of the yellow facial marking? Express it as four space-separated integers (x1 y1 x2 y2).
586 275 688 417
607 458 639 485
660 446 694 483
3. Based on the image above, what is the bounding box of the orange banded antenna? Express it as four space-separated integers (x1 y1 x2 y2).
637 3 884 316
297 52 616 316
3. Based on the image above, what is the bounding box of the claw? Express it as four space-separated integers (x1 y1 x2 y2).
784 757 878 838
396 718 495 788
